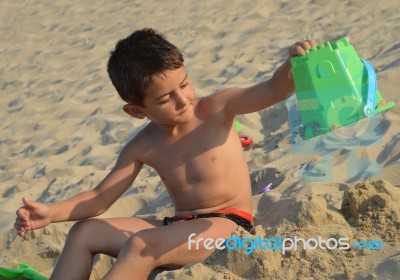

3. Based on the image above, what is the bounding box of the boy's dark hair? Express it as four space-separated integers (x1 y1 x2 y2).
107 28 184 106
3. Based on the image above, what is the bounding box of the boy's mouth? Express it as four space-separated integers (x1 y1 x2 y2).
178 105 190 116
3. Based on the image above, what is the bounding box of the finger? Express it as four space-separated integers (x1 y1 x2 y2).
14 222 21 231
17 230 26 237
15 217 30 227
16 207 28 216
290 40 317 57
22 197 34 208
14 222 29 232
291 45 306 56
22 197 42 211
16 208 29 222
302 41 312 50
306 39 317 48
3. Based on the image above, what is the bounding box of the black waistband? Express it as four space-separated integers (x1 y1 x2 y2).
163 212 253 232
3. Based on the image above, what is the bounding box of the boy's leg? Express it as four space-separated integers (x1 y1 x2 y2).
102 217 239 280
50 217 163 280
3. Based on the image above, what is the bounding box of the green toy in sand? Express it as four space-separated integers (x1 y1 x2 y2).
0 263 48 280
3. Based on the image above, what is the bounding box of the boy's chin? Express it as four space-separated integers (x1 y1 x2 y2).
174 117 192 124
176 109 194 123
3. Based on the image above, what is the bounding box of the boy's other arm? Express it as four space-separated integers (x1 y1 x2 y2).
49 144 143 222
16 143 142 236
214 40 315 117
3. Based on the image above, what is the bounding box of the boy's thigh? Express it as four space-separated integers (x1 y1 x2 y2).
74 217 163 257
134 217 238 268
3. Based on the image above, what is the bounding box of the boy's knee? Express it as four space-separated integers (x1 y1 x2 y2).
66 219 99 246
124 230 153 254
69 219 95 234
121 230 160 264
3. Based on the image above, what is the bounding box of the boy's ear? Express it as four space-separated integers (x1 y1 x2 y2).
123 104 146 119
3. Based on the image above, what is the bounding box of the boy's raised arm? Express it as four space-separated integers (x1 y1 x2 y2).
15 143 142 236
215 40 316 117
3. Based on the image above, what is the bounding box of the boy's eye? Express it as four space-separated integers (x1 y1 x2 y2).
159 97 170 104
180 82 189 89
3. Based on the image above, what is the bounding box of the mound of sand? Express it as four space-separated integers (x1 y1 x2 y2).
342 179 400 239
156 180 400 280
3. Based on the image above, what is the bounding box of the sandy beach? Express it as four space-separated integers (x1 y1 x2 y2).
1 0 399 279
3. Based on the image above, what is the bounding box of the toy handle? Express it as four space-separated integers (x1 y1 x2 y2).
362 59 377 117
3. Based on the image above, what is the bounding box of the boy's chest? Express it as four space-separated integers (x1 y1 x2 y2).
143 117 233 185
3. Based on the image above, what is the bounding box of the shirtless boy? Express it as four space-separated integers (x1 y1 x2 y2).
14 28 315 279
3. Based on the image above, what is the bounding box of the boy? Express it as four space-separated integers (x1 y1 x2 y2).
14 28 315 279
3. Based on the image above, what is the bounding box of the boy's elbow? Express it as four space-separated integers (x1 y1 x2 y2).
93 207 107 217
91 190 113 216
87 199 111 217
270 76 294 103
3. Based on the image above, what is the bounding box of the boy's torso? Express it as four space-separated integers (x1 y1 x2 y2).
131 96 252 216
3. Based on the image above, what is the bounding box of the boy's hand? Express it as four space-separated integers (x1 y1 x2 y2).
289 40 317 57
288 39 317 79
14 197 51 237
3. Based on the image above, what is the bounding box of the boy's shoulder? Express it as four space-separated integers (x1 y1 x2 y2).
129 121 158 142
196 87 239 118
197 89 229 113
121 122 156 157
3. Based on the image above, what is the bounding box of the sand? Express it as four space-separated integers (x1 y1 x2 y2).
0 0 399 279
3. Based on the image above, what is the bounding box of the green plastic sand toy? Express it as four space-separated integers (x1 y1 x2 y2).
290 37 395 140
0 263 48 280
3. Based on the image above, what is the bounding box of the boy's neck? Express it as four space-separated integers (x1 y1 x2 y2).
153 121 195 138
152 98 200 137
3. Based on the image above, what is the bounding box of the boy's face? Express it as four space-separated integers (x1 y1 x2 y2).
124 67 196 127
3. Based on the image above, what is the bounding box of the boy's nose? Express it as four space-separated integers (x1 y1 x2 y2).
175 92 188 109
